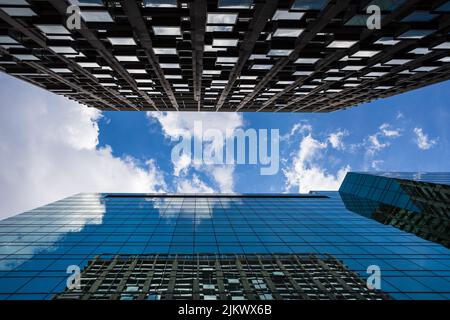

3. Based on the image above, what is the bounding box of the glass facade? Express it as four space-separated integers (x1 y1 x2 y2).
354 172 450 186
340 172 450 247
0 193 449 300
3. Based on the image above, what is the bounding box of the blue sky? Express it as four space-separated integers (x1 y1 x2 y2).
98 79 449 193
0 73 449 217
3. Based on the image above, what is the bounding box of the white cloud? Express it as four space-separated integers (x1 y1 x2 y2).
147 111 243 193
328 130 348 150
365 123 401 155
173 153 191 177
0 75 166 219
176 174 215 193
281 122 312 141
379 123 401 137
366 133 389 154
283 132 350 193
148 111 243 140
208 165 234 193
413 127 438 150
371 160 384 170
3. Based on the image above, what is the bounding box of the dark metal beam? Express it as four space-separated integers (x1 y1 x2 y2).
0 6 145 110
215 0 279 112
189 0 207 111
292 1 450 112
0 0 448 112
288 0 425 112
48 0 158 111
28 60 119 109
122 0 179 111
235 0 352 112
0 9 124 109
259 0 374 112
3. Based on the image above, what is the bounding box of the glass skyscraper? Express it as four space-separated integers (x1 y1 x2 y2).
0 191 449 300
340 172 450 247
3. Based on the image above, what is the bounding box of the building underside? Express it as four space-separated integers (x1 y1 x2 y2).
0 0 449 112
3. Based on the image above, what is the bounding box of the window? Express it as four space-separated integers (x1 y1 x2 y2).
165 75 182 79
212 39 238 47
46 35 73 40
375 37 400 45
0 7 36 17
251 64 272 70
0 0 29 4
249 54 268 60
293 71 313 76
409 48 431 55
291 0 328 10
324 76 344 81
433 42 450 50
413 66 438 72
203 70 221 75
153 48 177 55
81 11 114 22
78 62 101 68
218 0 253 9
107 37 136 46
351 50 380 58
401 11 438 22
12 54 39 61
368 0 406 11
267 49 293 56
216 57 238 63
276 81 294 85
115 55 139 62
272 10 304 20
159 63 180 69
345 15 376 26
397 29 434 39
127 69 147 74
136 79 153 83
0 35 18 44
385 59 411 65
206 26 233 32
435 2 450 12
35 25 70 35
69 0 103 6
295 58 320 64
49 46 78 54
327 40 358 49
50 68 72 73
152 26 181 36
364 71 387 77
143 0 177 8
342 65 364 71
93 74 113 78
273 28 303 37
207 13 238 24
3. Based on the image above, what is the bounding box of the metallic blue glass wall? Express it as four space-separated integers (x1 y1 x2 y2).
0 193 449 300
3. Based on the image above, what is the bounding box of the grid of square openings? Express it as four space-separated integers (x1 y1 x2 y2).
53 253 391 300
0 1 449 111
